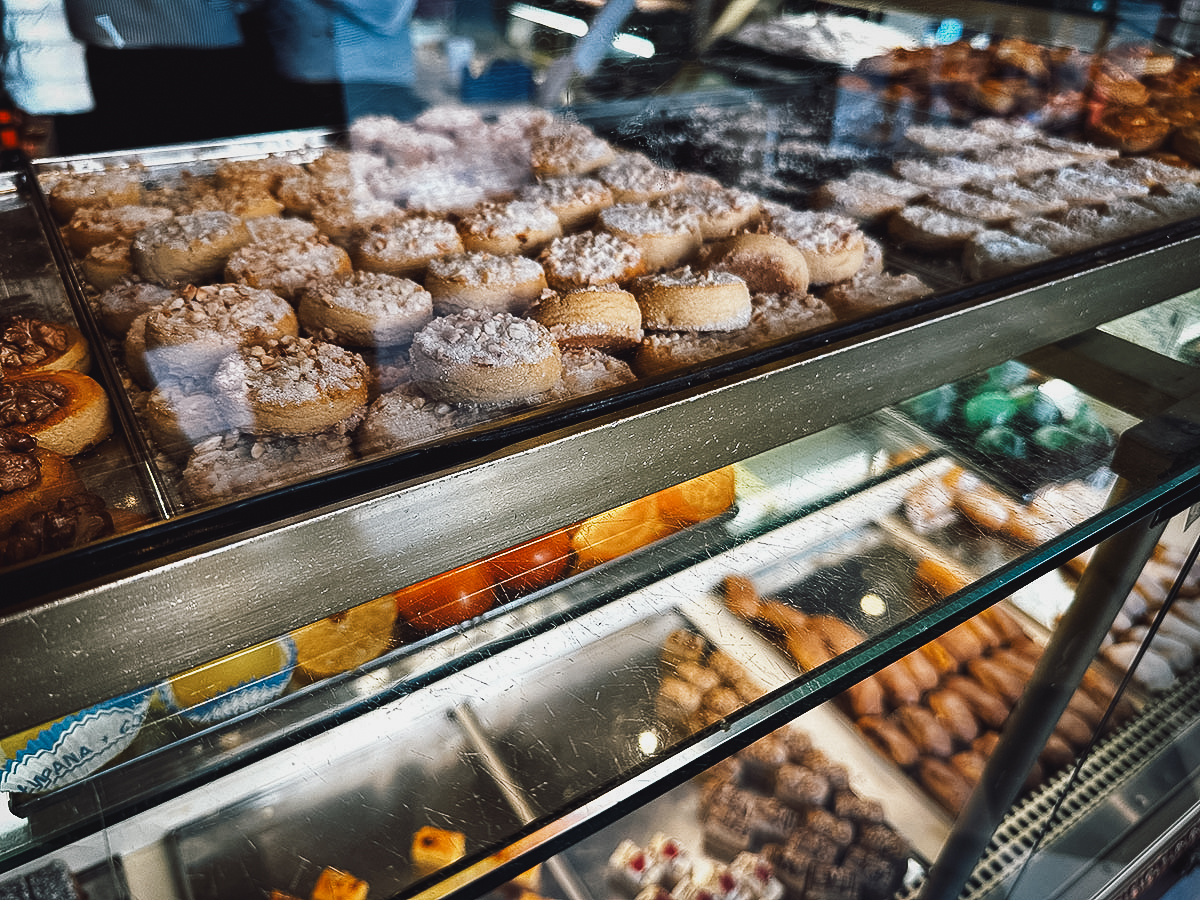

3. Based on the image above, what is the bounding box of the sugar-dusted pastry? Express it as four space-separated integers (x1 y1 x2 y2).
299 269 433 348
48 167 145 222
92 281 173 337
596 151 688 203
0 371 112 456
634 267 751 332
80 239 134 291
0 316 91 376
458 199 563 256
212 336 369 436
634 329 740 377
701 233 809 295
183 430 356 503
962 231 1056 281
243 215 320 245
813 170 926 222
530 122 616 177
598 203 703 272
823 270 933 316
140 283 299 383
180 182 284 221
518 175 614 231
744 291 836 345
766 210 866 284
531 285 643 352
888 204 986 252
356 383 494 456
349 215 464 278
131 210 252 286
539 231 646 292
142 379 226 458
410 309 563 405
64 204 174 256
224 234 353 303
425 251 548 316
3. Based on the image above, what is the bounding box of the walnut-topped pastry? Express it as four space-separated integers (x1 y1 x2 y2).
0 317 90 376
0 426 84 534
0 372 112 456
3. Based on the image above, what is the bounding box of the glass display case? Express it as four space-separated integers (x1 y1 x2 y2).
5 2 1200 899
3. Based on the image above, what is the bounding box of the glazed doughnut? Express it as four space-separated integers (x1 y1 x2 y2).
518 175 614 232
131 210 252 286
425 251 547 316
80 239 134 291
0 372 112 456
634 267 751 332
457 200 562 256
530 123 616 177
539 231 646 292
140 283 299 383
596 151 688 203
1088 105 1171 153
1 317 91 376
356 384 494 456
48 168 144 222
349 215 464 278
64 205 174 256
213 336 369 436
92 281 174 337
224 234 353 303
701 233 809 295
531 285 643 352
0 429 84 534
298 270 433 348
766 210 866 284
597 203 703 272
409 309 563 405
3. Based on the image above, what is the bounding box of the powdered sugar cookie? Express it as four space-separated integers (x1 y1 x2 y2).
633 267 751 332
766 210 866 284
350 216 464 278
530 123 616 177
814 170 927 222
888 205 986 252
823 271 933 316
539 231 645 292
409 309 562 405
745 291 837 345
213 336 369 436
298 270 432 347
244 216 320 245
131 210 251 286
701 233 809 295
598 203 702 272
48 168 145 222
457 200 562 256
652 184 763 240
634 330 739 377
183 430 356 504
92 281 173 336
141 283 298 383
224 235 353 303
425 252 547 315
596 151 688 203
925 187 1021 224
531 286 643 352
356 384 493 456
555 348 637 399
142 380 226 458
80 239 134 291
65 205 174 255
962 231 1056 280
518 175 614 232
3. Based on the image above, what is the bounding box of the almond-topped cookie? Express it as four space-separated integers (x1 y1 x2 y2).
299 270 433 347
224 234 353 303
457 199 562 256
539 231 646 291
131 210 252 286
425 251 547 316
518 175 614 231
409 309 562 405
598 203 703 272
765 209 866 284
531 285 644 352
349 215 464 278
633 267 751 332
212 336 369 436
596 151 689 203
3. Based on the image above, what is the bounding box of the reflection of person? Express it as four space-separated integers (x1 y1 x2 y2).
2 0 93 119
54 0 280 154
264 0 425 124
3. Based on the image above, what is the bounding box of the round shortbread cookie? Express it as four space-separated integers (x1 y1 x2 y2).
823 271 934 316
224 235 353 303
519 175 614 232
131 210 251 286
213 336 369 437
745 291 837 345
598 203 703 272
80 239 134 291
298 270 433 347
141 283 298 383
244 216 320 245
531 286 643 352
539 231 646 292
457 200 563 256
410 309 563 405
554 348 637 399
633 330 740 377
183 430 356 504
633 267 751 332
767 209 867 283
425 252 547 316
701 233 810 295
350 216 464 278
142 379 227 458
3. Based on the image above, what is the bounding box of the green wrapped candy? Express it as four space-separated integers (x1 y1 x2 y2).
1011 384 1062 431
962 391 1019 433
1032 424 1082 452
900 383 956 428
980 360 1031 393
976 425 1027 459
1069 407 1114 448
